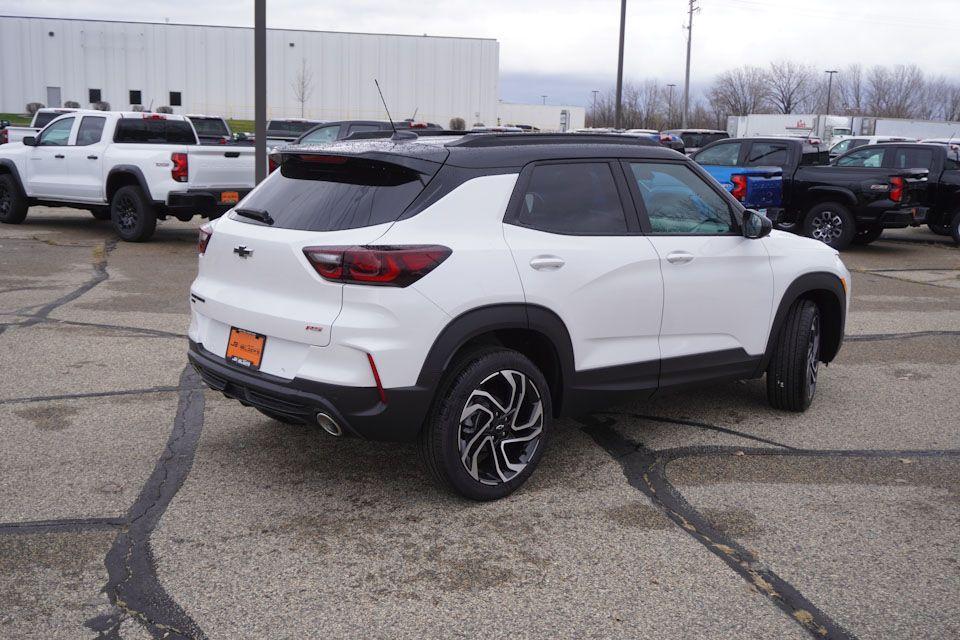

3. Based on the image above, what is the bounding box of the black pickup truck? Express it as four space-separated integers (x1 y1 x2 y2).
693 137 928 249
834 141 960 242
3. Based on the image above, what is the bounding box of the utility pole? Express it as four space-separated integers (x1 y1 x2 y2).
682 0 699 128
667 83 676 127
591 89 599 126
615 0 627 129
824 69 838 116
254 0 266 184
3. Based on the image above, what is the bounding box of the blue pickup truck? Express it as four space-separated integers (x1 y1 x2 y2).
691 138 786 217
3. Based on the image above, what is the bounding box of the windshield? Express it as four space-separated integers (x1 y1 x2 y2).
190 118 229 137
234 156 428 231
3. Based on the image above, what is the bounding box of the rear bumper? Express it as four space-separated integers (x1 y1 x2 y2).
876 206 927 228
168 189 252 216
188 340 432 442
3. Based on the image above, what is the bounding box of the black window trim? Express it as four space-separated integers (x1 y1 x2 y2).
502 158 642 237
621 158 744 237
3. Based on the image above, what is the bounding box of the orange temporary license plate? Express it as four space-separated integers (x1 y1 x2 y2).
220 191 239 204
226 327 266 369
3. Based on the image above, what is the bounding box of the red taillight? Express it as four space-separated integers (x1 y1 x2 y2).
143 114 166 120
171 152 188 182
297 154 348 164
890 176 904 202
0 129 7 145
197 223 213 254
218 137 227 145
731 174 748 201
268 156 279 173
302 245 452 287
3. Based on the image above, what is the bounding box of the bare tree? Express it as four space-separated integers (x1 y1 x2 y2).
866 64 924 118
708 65 771 116
838 64 865 115
767 61 814 114
291 58 314 118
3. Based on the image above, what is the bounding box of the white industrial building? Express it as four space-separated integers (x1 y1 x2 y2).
498 101 585 132
0 15 501 126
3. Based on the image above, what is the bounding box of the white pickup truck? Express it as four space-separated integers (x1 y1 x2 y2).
0 107 79 145
0 111 255 241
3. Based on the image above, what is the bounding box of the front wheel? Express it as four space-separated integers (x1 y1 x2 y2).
419 348 552 501
767 299 821 412
0 173 29 224
110 185 157 242
804 203 855 250
852 224 883 245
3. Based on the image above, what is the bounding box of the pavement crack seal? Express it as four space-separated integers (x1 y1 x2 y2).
582 414 960 639
0 517 126 535
846 330 960 342
85 365 207 640
0 384 195 406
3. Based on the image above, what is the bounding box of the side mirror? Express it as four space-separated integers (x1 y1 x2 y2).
742 209 772 239
23 136 37 146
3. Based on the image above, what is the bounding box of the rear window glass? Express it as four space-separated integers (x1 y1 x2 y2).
234 156 427 232
681 132 728 148
114 118 196 144
800 149 830 166
267 121 317 135
190 118 229 137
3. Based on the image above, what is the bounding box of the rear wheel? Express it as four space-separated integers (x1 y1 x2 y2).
928 222 951 236
110 185 157 242
852 224 883 245
767 299 821 412
804 202 855 250
419 348 551 501
0 173 28 224
951 211 960 246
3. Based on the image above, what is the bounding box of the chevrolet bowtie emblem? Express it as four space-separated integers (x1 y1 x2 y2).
233 246 253 258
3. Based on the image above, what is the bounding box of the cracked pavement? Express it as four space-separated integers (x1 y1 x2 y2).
0 208 958 639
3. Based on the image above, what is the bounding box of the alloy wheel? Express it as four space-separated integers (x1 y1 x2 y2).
810 211 844 242
115 194 138 232
458 369 544 486
806 314 820 399
0 181 10 215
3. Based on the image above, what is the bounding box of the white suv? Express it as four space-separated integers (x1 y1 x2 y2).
188 133 850 500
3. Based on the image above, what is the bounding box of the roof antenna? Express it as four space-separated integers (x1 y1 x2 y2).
374 79 416 142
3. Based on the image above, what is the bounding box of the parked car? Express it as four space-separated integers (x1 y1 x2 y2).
850 141 960 242
828 136 914 160
187 132 849 500
0 107 79 145
265 118 323 145
622 129 686 153
295 120 443 145
186 114 233 145
693 136 928 249
0 111 255 241
663 128 729 155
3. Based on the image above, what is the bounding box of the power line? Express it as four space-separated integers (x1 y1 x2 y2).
712 0 959 30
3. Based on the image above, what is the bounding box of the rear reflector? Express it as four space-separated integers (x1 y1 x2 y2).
198 223 213 254
303 245 451 287
367 353 388 404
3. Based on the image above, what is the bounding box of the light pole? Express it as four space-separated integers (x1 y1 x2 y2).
541 95 547 105
615 0 626 129
254 0 266 184
667 83 676 127
591 89 599 126
824 70 839 116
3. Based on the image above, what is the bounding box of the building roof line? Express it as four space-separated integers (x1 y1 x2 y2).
0 14 498 43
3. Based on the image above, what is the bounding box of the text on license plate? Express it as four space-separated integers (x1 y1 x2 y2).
226 327 265 369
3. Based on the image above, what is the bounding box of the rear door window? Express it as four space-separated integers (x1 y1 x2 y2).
893 147 934 170
515 162 627 235
836 147 886 168
693 142 742 166
114 118 196 144
75 116 106 146
746 142 789 167
234 156 430 231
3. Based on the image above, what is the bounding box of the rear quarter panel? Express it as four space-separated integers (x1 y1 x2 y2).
103 144 188 202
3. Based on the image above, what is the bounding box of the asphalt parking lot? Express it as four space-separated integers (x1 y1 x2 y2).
1 208 958 640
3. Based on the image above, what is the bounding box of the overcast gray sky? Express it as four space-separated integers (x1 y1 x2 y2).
3 0 957 105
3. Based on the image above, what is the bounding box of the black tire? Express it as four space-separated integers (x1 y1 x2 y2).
951 211 960 246
418 347 552 501
852 224 883 245
90 207 111 220
0 173 29 224
928 222 951 236
803 202 856 250
110 185 157 242
767 299 821 412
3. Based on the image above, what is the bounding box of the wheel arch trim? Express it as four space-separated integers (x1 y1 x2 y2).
0 159 27 197
106 165 151 202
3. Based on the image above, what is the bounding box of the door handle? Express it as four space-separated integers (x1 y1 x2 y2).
87 155 98 160
54 154 65 159
665 251 695 265
529 256 565 271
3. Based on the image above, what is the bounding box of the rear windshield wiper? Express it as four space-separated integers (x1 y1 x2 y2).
234 208 274 225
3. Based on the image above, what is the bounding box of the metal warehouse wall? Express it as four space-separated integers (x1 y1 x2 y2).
0 16 500 125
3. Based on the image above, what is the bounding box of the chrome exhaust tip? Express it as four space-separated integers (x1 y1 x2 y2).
315 412 343 437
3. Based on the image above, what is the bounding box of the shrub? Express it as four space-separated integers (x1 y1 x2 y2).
131 105 146 112
64 101 80 108
156 105 173 114
26 102 45 115
449 117 466 131
93 101 111 111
